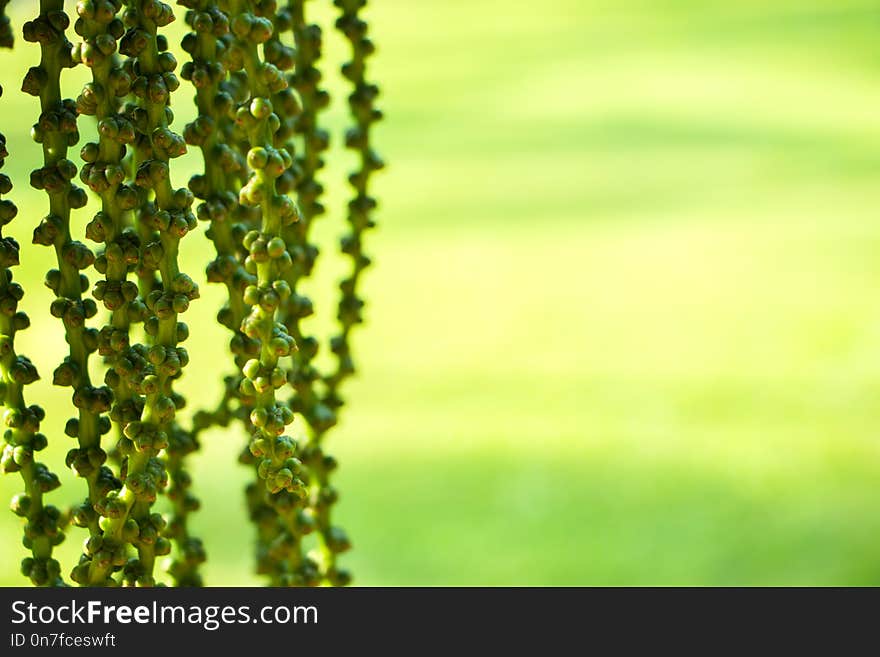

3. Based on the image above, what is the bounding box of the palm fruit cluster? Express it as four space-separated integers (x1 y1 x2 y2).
0 0 381 587
0 80 65 587
25 1 117 558
304 0 383 584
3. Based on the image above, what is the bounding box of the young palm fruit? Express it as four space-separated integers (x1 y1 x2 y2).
303 0 385 585
77 3 145 467
224 0 316 587
181 0 279 579
263 3 298 197
213 10 282 580
170 0 255 587
0 85 66 587
78 0 197 588
271 0 340 586
235 0 300 585
70 0 154 586
24 1 117 557
180 0 254 410
287 0 329 225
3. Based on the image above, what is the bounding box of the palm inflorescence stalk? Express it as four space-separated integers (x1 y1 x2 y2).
0 79 65 587
25 0 117 574
1 0 381 587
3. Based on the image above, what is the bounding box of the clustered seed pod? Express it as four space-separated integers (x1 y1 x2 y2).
232 1 310 584
268 0 346 586
172 0 253 587
180 0 253 410
180 0 279 580
80 0 198 588
25 1 117 562
70 0 151 586
225 0 325 588
289 0 329 224
74 0 142 468
297 0 384 585
0 85 66 588
2 0 380 588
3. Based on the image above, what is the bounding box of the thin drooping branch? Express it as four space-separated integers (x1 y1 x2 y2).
86 0 197 587
176 0 253 586
0 82 66 588
0 0 377 588
71 0 145 587
301 0 384 585
224 0 315 587
25 2 117 576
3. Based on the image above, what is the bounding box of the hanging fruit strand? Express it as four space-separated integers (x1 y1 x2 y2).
69 0 144 587
77 4 143 471
81 0 197 587
171 0 252 587
281 0 325 408
181 0 254 375
242 0 301 586
0 83 66 587
122 0 199 587
0 0 379 588
224 0 318 587
297 0 382 585
180 0 254 437
276 0 341 585
288 0 329 229
180 0 269 585
24 1 117 564
182 0 276 584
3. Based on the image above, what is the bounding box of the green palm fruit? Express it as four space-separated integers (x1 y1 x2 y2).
0 84 66 588
24 0 117 556
171 0 254 587
243 1 301 584
221 0 318 587
0 0 376 588
288 0 329 225
70 0 156 586
180 0 254 411
304 0 384 585
262 0 341 583
79 0 198 588
180 0 257 449
289 0 334 549
73 0 144 454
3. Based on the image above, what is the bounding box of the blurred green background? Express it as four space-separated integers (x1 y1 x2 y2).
3 0 880 585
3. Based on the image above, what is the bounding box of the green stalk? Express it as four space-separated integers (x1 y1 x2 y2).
223 0 314 587
0 84 65 587
287 0 329 225
181 0 283 580
246 0 302 586
24 1 116 568
304 0 384 584
70 0 154 585
272 0 339 585
180 0 253 412
173 0 255 586
84 0 196 587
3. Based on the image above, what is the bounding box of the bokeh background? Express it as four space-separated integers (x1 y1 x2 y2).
3 0 880 585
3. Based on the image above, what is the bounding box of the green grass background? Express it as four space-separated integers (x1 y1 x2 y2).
3 0 880 585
